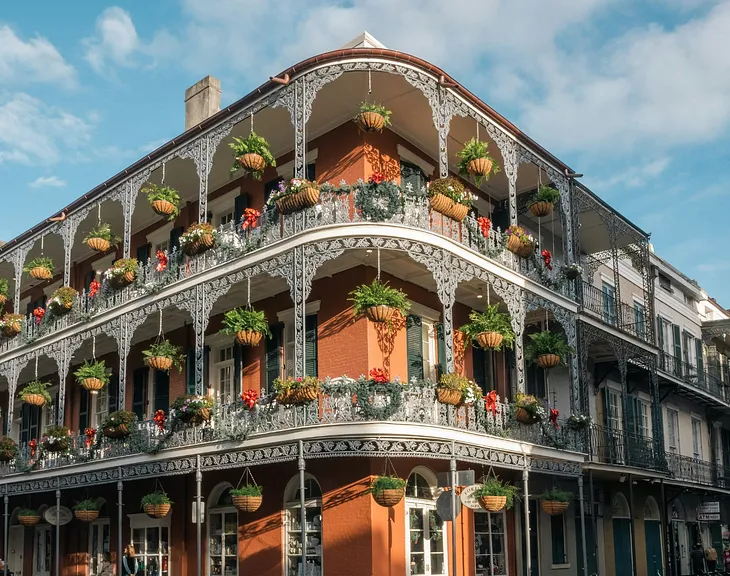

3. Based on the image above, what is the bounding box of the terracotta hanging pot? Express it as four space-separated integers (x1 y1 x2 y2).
151 200 176 217
476 332 504 349
467 157 494 177
87 237 111 253
23 394 46 407
81 378 105 394
29 267 52 281
146 356 173 371
364 305 396 323
238 153 266 172
358 111 386 132
372 488 405 508
232 495 262 513
536 354 561 369
479 495 506 512
235 330 263 346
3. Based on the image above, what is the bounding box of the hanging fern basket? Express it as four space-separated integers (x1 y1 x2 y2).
152 200 176 217
372 488 405 508
232 495 262 513
529 201 554 218
536 354 561 369
75 509 100 523
238 153 266 172
479 495 506 512
29 267 53 281
235 330 263 347
476 332 504 349
358 111 386 132
364 305 396 323
541 500 569 516
146 356 173 371
87 237 111 253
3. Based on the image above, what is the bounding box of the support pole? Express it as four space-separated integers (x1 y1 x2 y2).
55 489 60 576
628 473 638 576
3 495 8 576
579 476 589 576
196 454 203 576
488 510 495 576
523 468 531 576
117 473 123 576
299 440 307 576
589 471 599 576
450 454 458 576
661 480 671 576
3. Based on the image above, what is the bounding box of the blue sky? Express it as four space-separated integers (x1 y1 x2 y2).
1 0 729 305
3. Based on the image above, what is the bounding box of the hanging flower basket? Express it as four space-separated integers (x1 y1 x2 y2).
479 495 507 512
23 393 47 407
436 387 462 406
18 513 41 527
152 199 177 217
528 185 560 219
146 356 173 371
541 500 569 515
0 437 18 462
1 314 22 338
101 411 135 439
358 111 386 132
232 494 262 513
231 473 263 512
74 509 100 522
235 330 263 346
275 376 320 406
87 237 111 252
476 331 504 350
180 223 217 256
536 353 561 369
113 271 136 287
364 305 397 323
30 267 52 281
276 185 320 215
529 201 554 218
238 153 266 173
370 475 406 508
183 234 215 256
428 177 472 222
103 424 129 439
41 427 70 452
514 406 539 425
81 378 105 394
506 234 535 258
467 157 494 178
143 503 171 519
171 394 214 425
429 193 470 222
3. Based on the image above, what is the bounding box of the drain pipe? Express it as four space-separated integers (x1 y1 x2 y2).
3 495 7 576
196 454 203 576
299 440 307 576
523 468 531 576
117 470 123 576
579 476 588 576
55 489 60 576
450 454 458 576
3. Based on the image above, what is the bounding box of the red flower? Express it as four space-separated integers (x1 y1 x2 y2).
84 427 97 448
484 390 498 415
241 389 259 410
89 279 100 298
153 409 166 431
477 217 491 238
369 172 386 184
29 438 37 457
33 307 45 324
242 208 261 230
155 250 168 272
549 407 560 430
369 368 389 383
541 249 553 271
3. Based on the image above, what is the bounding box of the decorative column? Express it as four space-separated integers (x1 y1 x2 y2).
578 476 589 576
59 213 84 286
554 172 575 264
298 440 307 575
522 468 531 576
10 243 32 313
178 137 213 223
435 86 452 179
113 313 148 407
3 494 7 576
55 488 61 576
609 214 623 328
0 359 20 436
117 474 123 576
502 139 519 227
47 341 72 426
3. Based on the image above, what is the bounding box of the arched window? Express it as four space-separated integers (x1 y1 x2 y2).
405 467 446 576
612 492 630 519
207 482 237 576
284 474 323 576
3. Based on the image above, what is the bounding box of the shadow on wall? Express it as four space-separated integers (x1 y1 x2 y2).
319 306 355 341
454 330 466 375
376 313 406 378
318 146 362 185
363 142 400 182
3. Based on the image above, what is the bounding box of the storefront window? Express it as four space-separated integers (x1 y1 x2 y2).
475 511 507 576
130 514 171 576
405 469 446 576
285 475 323 576
89 519 111 576
208 485 238 576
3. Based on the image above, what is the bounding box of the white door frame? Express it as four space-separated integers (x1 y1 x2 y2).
8 525 24 576
33 524 52 576
405 499 448 576
88 518 111 576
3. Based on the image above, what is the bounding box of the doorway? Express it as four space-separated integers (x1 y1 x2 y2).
612 493 633 576
33 525 52 576
8 525 24 575
644 497 663 576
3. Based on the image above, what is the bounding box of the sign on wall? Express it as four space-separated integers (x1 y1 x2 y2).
44 506 72 526
697 501 720 522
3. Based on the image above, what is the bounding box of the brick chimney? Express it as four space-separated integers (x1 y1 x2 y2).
185 76 221 130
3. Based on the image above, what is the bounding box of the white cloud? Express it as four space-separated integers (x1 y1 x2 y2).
0 93 93 165
0 25 76 88
589 157 670 189
29 176 66 188
83 7 140 74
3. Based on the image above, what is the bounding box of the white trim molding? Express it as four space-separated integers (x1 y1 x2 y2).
276 149 319 178
397 144 435 177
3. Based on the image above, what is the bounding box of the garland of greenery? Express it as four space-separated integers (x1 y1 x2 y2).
354 181 402 221
353 378 403 420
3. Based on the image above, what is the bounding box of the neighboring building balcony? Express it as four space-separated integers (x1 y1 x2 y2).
666 451 730 489
580 281 651 344
0 382 586 479
587 424 665 471
658 351 730 407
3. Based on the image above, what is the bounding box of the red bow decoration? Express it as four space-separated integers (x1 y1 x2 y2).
153 409 166 431
242 208 261 230
369 172 386 184
541 249 553 271
477 217 491 238
369 368 388 383
241 389 259 410
485 390 498 415
89 279 101 298
33 307 45 324
84 427 96 448
549 407 560 430
155 250 168 272
29 438 37 457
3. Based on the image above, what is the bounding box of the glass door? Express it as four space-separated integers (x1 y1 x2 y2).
132 525 170 576
475 511 507 576
89 519 111 576
407 504 447 576
34 525 52 576
286 504 323 576
209 511 237 576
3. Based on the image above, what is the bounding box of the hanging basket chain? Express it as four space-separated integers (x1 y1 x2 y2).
380 455 399 478
377 247 381 282
247 276 251 310
161 161 166 185
92 335 96 360
236 466 258 488
154 309 165 345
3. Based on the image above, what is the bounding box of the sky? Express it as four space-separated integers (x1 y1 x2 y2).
0 0 729 305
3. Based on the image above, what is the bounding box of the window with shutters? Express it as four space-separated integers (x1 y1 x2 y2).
550 513 568 567
606 389 621 431
146 222 173 258
400 161 426 194
672 324 682 377
92 387 109 428
683 331 694 369
601 282 616 326
472 346 494 396
636 399 650 437
275 302 320 380
691 418 702 459
275 150 318 183
633 302 646 339
666 409 679 453
213 345 235 402
406 304 441 384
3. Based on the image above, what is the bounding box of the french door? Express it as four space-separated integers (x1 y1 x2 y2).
89 519 111 576
406 503 447 576
34 525 52 576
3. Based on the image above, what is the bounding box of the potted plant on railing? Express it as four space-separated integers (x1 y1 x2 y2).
84 223 120 253
48 286 77 315
460 305 515 350
170 394 214 425
141 492 172 519
221 306 271 346
476 477 519 512
179 222 217 256
73 499 101 522
427 177 473 222
435 373 481 406
104 258 138 288
513 392 545 425
370 475 407 508
143 183 182 220
17 509 41 526
74 359 111 395
565 414 591 431
528 184 560 218
504 226 535 258
356 102 392 133
143 340 184 372
562 263 582 281
0 313 23 338
457 138 500 186
230 484 263 513
274 376 320 406
540 488 572 515
271 178 320 215
40 426 70 453
18 380 51 407
0 278 8 308
349 279 410 324
0 436 18 462
101 410 136 439
526 330 574 369
24 257 54 281
229 132 276 179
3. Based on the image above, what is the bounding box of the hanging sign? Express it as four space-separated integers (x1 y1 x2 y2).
436 491 461 521
460 484 484 511
698 501 720 521
44 506 72 526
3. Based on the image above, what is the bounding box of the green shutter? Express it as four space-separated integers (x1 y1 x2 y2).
108 374 119 412
306 162 316 182
136 243 151 265
400 161 424 193
234 193 249 227
672 324 682 376
233 342 243 395
406 315 424 383
266 323 283 392
203 346 210 392
473 346 486 394
79 388 89 430
153 370 170 414
626 397 636 435
551 514 567 565
132 368 147 420
603 389 611 430
696 339 704 374
185 349 195 394
436 323 446 378
305 315 318 377
169 226 184 251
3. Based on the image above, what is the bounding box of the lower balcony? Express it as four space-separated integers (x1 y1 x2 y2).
666 452 730 489
588 424 665 471
658 351 730 406
0 382 585 477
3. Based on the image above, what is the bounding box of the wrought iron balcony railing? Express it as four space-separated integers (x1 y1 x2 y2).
665 452 730 488
0 382 585 477
579 282 650 343
588 424 665 471
658 351 729 404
